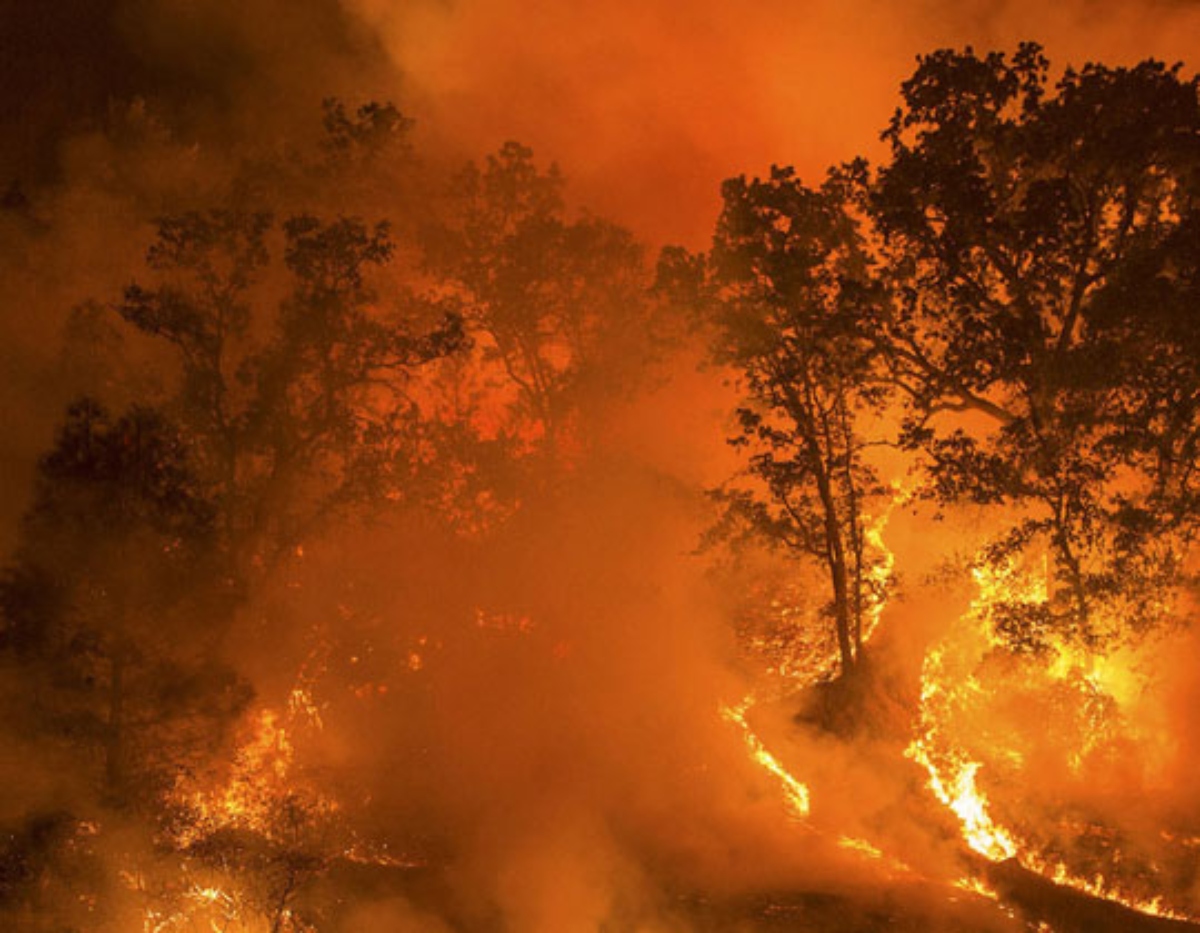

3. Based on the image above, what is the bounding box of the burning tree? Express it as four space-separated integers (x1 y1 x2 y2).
688 44 1200 668
871 46 1200 918
671 48 1200 918
0 108 472 925
1 90 676 926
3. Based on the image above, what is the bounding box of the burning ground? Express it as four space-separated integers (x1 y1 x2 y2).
5 3 1200 932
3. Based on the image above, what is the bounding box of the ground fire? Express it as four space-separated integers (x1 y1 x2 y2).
4 5 1200 932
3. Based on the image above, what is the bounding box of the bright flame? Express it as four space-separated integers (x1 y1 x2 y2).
905 639 1016 862
836 834 882 859
170 707 311 848
908 556 1199 922
953 875 1001 901
721 696 811 820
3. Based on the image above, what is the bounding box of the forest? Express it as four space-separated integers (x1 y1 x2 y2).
3 15 1200 933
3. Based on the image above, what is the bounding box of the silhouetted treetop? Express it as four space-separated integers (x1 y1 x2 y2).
676 43 1200 652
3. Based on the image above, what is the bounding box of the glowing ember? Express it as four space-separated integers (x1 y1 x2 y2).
836 834 882 859
953 875 1001 901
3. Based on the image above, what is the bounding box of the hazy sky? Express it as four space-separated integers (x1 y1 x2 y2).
2 0 1199 549
5 0 1200 243
352 0 1200 242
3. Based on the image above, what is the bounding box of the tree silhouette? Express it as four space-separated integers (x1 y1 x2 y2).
872 43 1200 643
676 44 1200 662
116 209 464 580
0 401 249 804
423 142 647 463
666 165 893 676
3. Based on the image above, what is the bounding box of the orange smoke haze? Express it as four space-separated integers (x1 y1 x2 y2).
4 2 1200 929
349 0 1200 243
6 0 1198 541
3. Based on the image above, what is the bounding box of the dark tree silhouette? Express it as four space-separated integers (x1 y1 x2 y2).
0 401 250 805
673 43 1200 663
872 43 1200 644
423 142 648 463
664 165 893 676
116 209 464 580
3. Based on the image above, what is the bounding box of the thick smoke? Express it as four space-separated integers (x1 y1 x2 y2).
347 0 1200 243
3 1 1200 930
5 0 1200 527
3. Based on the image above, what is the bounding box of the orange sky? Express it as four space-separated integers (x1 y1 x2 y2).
349 0 1200 244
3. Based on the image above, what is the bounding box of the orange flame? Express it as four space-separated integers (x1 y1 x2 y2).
908 558 1199 922
721 696 811 820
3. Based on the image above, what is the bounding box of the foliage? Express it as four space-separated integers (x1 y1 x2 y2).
423 141 649 463
872 42 1200 642
116 209 464 574
675 44 1200 661
0 400 251 804
0 811 105 931
669 165 893 675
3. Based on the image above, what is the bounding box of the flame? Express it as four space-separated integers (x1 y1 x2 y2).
905 637 1017 862
861 484 901 638
721 696 811 820
170 707 311 848
739 480 905 694
836 834 882 859
134 685 345 931
140 880 242 933
720 483 907 826
953 875 1001 902
287 685 325 731
908 556 1200 922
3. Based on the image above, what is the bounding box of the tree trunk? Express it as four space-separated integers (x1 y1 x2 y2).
813 451 855 676
1049 496 1092 639
787 377 858 676
839 402 867 660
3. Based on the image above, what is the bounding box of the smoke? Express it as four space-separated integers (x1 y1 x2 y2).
4 0 1200 539
4 1 1200 929
345 0 1200 243
245 406 832 927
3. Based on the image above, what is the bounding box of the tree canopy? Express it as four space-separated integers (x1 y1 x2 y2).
672 42 1200 664
876 43 1200 644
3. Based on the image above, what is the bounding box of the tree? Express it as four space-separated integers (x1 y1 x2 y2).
0 400 251 804
118 209 271 542
319 99 415 169
230 98 424 221
871 43 1200 644
2 196 466 814
423 142 648 464
667 165 893 676
116 209 464 580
